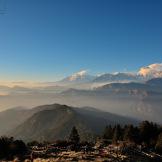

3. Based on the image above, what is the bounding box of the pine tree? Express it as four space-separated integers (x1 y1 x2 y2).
112 125 122 143
69 126 80 144
123 124 140 143
103 125 113 140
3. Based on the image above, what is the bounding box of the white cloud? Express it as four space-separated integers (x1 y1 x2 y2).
139 63 162 78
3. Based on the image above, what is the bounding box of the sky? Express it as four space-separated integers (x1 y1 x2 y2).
0 0 162 82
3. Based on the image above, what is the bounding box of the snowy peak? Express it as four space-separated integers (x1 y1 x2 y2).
139 63 162 78
60 70 95 84
68 70 88 81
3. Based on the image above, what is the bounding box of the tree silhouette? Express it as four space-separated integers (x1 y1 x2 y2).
139 121 159 146
10 140 27 157
0 136 27 160
103 125 113 140
0 136 13 159
112 125 122 143
123 125 140 143
156 133 162 153
69 126 80 144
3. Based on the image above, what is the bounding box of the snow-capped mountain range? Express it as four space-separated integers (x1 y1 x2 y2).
1 63 161 88
58 63 162 85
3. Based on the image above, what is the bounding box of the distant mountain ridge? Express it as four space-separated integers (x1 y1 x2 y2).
58 71 144 85
93 72 143 83
146 78 162 87
57 71 162 86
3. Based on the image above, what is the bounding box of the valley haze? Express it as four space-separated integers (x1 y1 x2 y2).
0 63 162 127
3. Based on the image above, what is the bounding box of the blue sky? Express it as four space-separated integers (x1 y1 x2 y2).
0 0 162 81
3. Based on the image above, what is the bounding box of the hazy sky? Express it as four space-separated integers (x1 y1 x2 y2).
0 0 162 81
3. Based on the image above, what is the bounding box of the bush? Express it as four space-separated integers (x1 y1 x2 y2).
0 136 28 160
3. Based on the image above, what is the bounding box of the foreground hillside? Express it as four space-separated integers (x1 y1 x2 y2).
8 104 138 142
1 120 162 162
